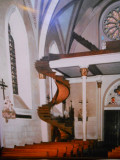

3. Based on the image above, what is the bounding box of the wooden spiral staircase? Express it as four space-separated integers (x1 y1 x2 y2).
35 57 74 139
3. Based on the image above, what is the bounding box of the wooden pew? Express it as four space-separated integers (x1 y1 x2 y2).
108 146 120 159
108 151 120 158
3 149 60 157
2 141 93 158
33 142 75 157
57 147 67 157
3 142 75 158
1 148 58 158
71 139 95 156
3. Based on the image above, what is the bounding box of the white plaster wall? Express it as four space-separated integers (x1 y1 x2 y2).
75 117 97 139
66 81 97 139
3 118 41 148
0 0 15 147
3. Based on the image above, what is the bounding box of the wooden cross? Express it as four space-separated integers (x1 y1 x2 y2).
0 79 8 100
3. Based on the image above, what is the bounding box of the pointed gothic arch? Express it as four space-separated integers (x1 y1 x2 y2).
103 78 120 146
49 41 59 54
5 6 32 109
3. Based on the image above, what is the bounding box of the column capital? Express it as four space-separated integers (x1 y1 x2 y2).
80 68 88 77
39 73 46 79
97 81 102 88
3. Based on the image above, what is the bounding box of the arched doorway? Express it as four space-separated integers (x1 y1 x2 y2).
104 79 120 146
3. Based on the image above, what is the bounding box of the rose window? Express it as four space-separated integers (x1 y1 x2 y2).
103 7 120 40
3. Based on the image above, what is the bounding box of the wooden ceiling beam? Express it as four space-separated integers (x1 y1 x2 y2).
73 32 99 51
88 65 102 75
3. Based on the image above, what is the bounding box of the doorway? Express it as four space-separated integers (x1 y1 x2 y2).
104 110 120 146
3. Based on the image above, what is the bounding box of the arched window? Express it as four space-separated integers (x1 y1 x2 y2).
103 6 120 41
7 7 32 109
8 24 18 95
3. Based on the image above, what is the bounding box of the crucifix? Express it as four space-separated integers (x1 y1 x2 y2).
0 79 8 100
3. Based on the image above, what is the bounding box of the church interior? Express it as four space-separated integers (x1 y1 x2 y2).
0 0 120 159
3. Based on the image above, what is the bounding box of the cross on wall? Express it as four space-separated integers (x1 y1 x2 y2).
0 79 8 100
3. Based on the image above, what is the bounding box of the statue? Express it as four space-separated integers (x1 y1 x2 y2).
78 106 88 121
109 97 116 104
114 85 120 96
2 96 16 122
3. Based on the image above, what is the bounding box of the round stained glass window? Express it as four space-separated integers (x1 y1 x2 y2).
103 7 120 40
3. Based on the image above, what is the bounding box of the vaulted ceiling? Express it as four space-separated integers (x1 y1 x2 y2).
31 0 120 78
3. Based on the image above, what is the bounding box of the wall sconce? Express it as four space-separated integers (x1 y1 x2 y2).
2 96 16 123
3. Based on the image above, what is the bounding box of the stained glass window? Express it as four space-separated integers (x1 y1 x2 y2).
8 24 18 94
103 7 120 40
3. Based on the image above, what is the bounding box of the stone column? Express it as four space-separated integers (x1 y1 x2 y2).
80 68 88 141
39 73 49 142
97 81 102 141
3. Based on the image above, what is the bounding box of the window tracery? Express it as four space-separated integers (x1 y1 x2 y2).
103 6 120 40
104 80 120 107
